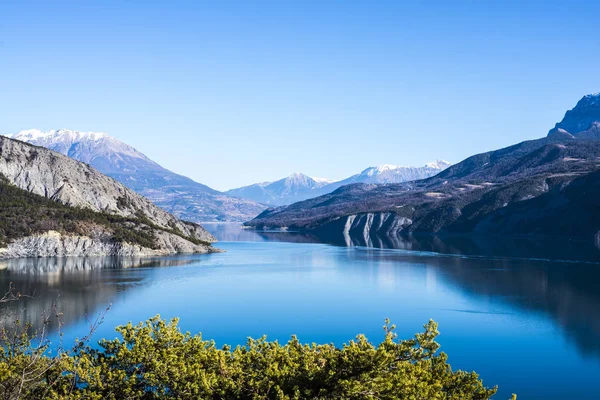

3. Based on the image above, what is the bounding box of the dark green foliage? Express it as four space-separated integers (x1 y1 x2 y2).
163 219 210 246
0 176 206 249
116 195 133 210
133 210 212 246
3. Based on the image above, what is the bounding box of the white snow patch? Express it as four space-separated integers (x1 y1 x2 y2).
311 176 336 184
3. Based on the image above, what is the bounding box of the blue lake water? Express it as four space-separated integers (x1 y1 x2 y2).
1 225 599 399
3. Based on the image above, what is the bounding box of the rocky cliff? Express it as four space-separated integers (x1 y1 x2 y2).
0 230 218 259
0 135 217 258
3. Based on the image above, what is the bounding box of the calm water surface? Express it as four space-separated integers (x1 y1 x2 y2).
1 224 600 399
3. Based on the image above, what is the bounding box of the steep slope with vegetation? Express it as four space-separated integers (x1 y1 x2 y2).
0 135 216 257
247 94 600 246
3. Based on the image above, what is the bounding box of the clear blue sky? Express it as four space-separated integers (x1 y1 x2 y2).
1 0 599 190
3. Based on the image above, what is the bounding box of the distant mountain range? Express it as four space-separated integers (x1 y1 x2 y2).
246 93 600 246
12 129 452 216
226 173 334 206
226 161 451 206
10 129 266 222
328 160 451 186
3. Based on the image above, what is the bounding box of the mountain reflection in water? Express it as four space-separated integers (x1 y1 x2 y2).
233 224 600 263
0 225 598 399
210 224 600 357
0 256 198 333
351 248 600 359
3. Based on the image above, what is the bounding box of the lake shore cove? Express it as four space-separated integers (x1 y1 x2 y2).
0 316 514 400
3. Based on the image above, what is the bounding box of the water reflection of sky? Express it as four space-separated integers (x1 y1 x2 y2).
0 225 598 399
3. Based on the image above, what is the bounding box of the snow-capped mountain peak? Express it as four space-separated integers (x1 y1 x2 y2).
11 128 163 176
426 160 452 169
226 160 450 206
362 164 407 177
10 129 153 167
288 172 308 179
226 172 335 205
12 128 266 222
12 128 108 142
357 160 451 180
281 173 332 189
286 173 335 184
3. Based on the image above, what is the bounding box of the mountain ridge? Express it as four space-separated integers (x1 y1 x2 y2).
226 172 334 206
246 93 600 246
226 160 451 206
10 129 266 222
336 160 451 185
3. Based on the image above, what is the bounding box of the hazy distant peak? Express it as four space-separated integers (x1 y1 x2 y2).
288 172 308 179
311 176 336 184
13 128 108 142
360 165 402 177
11 128 154 167
14 128 119 147
360 160 451 177
226 159 450 206
282 172 329 186
226 172 334 206
282 172 333 185
363 164 405 176
426 160 452 169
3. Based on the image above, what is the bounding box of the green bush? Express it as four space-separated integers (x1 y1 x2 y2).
0 316 504 399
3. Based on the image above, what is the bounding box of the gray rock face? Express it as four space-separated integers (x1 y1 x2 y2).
0 135 218 258
339 213 412 247
549 93 600 137
10 129 266 222
0 230 219 259
0 135 213 242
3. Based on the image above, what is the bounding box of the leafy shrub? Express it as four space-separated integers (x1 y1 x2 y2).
0 316 504 399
